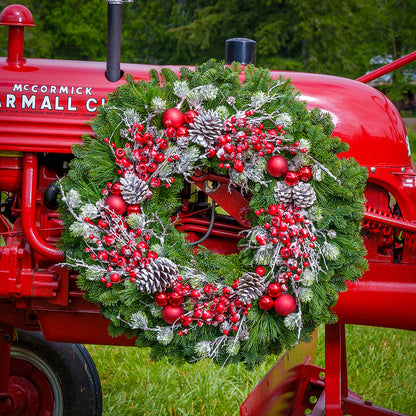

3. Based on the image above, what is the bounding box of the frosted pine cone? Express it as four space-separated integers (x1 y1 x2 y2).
236 272 266 304
134 257 178 293
292 182 316 208
120 173 150 205
274 181 293 205
188 109 222 147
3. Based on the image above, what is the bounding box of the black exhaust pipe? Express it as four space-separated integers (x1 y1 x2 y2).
225 38 256 65
106 0 132 82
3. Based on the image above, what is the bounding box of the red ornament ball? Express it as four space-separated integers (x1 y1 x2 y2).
127 204 141 215
284 171 300 186
105 194 127 215
266 155 288 178
298 166 312 182
184 110 198 124
169 292 184 306
274 294 296 316
267 282 282 298
161 305 184 324
162 108 184 129
154 292 168 307
258 295 274 311
176 126 189 137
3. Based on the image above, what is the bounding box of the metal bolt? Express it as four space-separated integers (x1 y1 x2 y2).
1 333 12 343
370 167 376 173
401 167 406 172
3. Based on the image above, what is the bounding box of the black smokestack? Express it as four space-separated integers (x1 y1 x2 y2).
106 0 131 82
225 38 256 65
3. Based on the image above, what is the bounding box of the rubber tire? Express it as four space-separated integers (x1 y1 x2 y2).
11 330 102 416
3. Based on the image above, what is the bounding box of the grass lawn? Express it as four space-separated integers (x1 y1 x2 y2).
87 324 416 415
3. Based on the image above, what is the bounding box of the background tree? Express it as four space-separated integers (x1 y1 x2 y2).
1 0 416 105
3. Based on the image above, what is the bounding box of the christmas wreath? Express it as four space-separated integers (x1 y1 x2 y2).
58 60 367 366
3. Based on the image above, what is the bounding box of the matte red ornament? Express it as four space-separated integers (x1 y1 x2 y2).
105 194 127 215
266 155 288 178
161 305 184 324
259 295 274 311
274 294 296 316
162 108 184 128
298 166 312 182
284 171 300 186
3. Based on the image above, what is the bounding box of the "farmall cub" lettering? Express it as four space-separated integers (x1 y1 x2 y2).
0 83 106 113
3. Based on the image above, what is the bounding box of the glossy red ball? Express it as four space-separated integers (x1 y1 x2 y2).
154 292 168 307
274 294 296 316
169 292 184 306
258 295 274 310
184 110 198 124
298 166 312 182
176 126 189 137
162 108 184 128
267 282 282 298
284 171 300 186
127 204 141 215
266 155 288 178
161 305 184 324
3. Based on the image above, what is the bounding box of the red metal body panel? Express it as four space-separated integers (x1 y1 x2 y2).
0 58 184 153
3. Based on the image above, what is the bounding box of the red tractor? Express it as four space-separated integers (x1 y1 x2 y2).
0 2 415 415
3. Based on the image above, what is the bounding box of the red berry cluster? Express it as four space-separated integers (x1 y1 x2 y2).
255 204 316 284
83 205 158 288
103 121 174 190
206 112 287 172
162 107 197 140
154 278 251 336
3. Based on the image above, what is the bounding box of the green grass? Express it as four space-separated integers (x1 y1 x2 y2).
87 325 416 415
408 130 416 164
87 344 278 416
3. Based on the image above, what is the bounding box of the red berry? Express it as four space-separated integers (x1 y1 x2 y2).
255 266 266 276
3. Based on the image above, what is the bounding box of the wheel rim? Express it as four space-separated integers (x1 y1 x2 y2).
9 345 64 416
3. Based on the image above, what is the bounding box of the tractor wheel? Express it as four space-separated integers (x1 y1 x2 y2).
4 330 102 416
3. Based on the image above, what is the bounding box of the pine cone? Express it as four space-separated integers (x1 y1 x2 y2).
292 182 316 208
120 173 150 205
236 272 266 304
188 109 222 147
134 257 178 293
274 181 293 205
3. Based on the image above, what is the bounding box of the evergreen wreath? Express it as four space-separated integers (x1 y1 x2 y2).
58 60 367 366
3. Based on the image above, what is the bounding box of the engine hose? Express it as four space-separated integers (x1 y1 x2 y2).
190 201 216 245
